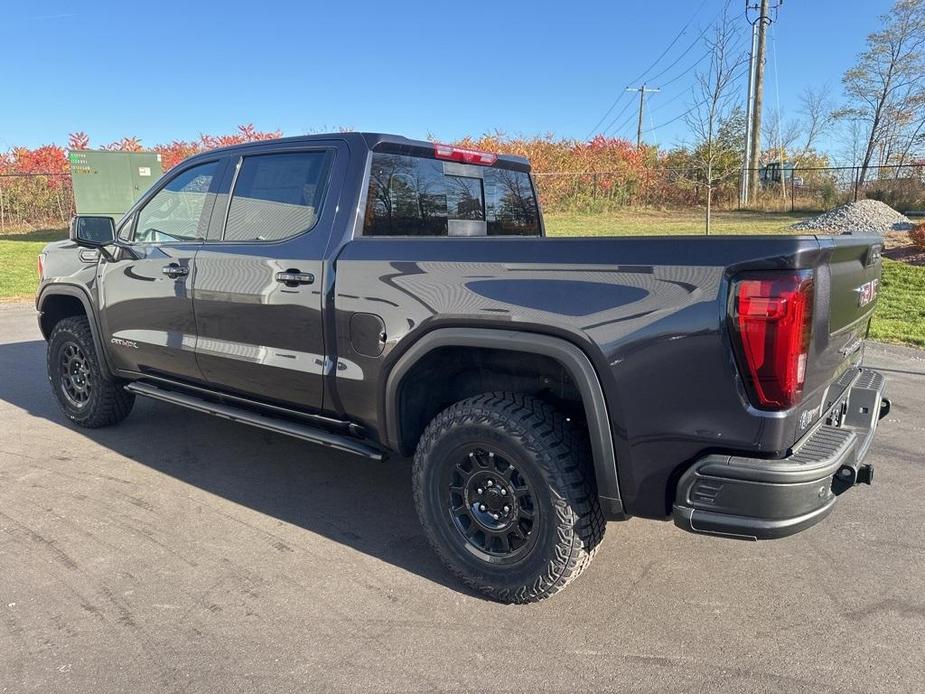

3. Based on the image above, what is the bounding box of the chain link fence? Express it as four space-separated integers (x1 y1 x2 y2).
1 163 923 231
743 163 925 214
0 172 74 231
533 163 925 215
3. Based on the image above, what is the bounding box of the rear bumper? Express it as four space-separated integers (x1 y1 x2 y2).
673 368 887 540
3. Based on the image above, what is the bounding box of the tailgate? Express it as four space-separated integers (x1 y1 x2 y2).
803 234 883 419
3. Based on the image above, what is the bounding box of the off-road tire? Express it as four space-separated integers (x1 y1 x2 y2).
47 316 134 428
412 392 605 604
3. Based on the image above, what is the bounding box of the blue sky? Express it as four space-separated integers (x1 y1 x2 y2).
2 0 892 155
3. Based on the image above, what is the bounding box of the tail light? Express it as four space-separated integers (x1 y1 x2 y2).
731 271 814 410
434 143 498 166
37 253 45 280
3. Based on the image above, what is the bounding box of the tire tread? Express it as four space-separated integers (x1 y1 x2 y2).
47 316 134 428
412 392 605 604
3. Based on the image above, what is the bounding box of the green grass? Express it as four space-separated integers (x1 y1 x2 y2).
545 209 805 236
0 227 66 300
1 215 922 348
868 259 925 347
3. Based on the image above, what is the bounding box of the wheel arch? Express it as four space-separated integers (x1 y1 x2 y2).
37 285 114 376
382 327 624 517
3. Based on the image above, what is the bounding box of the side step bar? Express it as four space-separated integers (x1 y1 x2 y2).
124 382 383 461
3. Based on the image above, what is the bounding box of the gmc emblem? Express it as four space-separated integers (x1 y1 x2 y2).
857 279 879 307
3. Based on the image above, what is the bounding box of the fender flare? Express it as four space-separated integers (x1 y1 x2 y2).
36 284 115 377
383 328 624 516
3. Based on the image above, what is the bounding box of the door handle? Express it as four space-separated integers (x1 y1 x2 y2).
275 270 315 286
162 263 189 278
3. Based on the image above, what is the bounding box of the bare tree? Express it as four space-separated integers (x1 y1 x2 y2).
840 0 925 184
761 108 802 163
685 0 747 234
796 85 835 163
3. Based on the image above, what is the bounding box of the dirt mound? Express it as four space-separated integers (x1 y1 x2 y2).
792 199 913 234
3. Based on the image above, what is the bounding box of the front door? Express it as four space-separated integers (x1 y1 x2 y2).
192 147 338 411
98 159 223 382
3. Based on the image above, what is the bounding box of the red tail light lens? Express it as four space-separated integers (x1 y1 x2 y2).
433 143 498 166
732 271 814 410
37 253 45 280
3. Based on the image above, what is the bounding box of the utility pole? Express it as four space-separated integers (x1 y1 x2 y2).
626 84 660 147
740 20 759 206
744 0 782 202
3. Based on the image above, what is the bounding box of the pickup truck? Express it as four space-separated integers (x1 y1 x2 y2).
37 133 889 603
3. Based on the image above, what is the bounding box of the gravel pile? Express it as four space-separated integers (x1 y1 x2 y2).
792 199 914 234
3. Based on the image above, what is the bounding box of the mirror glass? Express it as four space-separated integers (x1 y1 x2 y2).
73 216 115 246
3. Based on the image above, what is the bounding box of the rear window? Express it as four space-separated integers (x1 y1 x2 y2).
363 153 540 237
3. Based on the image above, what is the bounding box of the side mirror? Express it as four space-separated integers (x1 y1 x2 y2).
70 215 115 248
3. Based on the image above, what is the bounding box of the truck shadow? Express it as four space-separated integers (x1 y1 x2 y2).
0 338 478 598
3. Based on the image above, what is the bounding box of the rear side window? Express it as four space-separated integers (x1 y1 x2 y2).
363 153 540 237
224 151 333 242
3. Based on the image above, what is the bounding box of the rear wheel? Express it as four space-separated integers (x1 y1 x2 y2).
412 392 604 603
47 316 134 428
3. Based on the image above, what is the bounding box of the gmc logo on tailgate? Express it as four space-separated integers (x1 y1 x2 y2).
857 279 879 307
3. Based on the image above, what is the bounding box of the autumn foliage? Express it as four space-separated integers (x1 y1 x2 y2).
4 126 683 225
910 222 925 250
1 125 282 226
453 132 691 210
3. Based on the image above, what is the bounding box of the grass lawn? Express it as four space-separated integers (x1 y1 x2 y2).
868 259 925 347
0 228 67 301
0 213 922 347
545 209 805 236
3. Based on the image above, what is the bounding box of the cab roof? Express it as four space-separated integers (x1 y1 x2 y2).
191 132 531 171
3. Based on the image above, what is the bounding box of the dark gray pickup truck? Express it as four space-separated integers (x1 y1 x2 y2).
37 133 888 603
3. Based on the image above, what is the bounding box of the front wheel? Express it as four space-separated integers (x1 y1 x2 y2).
412 392 604 604
47 316 135 428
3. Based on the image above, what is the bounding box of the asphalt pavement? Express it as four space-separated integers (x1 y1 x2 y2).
1 301 923 693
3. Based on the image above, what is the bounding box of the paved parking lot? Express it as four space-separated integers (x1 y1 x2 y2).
1 301 924 693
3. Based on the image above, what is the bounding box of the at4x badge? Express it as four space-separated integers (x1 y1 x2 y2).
110 337 138 350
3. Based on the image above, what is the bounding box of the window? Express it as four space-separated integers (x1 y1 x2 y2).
224 151 333 242
134 161 219 243
485 167 542 236
363 153 540 237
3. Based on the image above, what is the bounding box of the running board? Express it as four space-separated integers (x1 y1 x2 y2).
124 382 383 460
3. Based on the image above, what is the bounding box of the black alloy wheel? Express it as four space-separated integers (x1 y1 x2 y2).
445 446 537 562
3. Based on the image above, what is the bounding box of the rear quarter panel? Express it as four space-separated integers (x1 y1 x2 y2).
333 234 827 518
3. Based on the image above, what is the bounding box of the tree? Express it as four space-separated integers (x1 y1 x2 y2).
840 0 925 184
761 108 802 165
684 0 747 233
795 86 835 164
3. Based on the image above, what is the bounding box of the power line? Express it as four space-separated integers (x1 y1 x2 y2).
656 51 711 89
606 101 644 139
648 84 690 116
643 9 721 85
600 98 637 138
584 0 709 139
642 65 749 135
624 0 709 87
585 94 629 141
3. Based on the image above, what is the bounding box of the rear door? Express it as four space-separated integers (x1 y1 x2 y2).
191 143 342 411
98 158 225 382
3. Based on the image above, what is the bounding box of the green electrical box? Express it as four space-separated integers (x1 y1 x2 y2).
68 150 163 221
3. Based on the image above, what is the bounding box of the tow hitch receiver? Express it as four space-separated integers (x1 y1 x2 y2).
840 462 875 487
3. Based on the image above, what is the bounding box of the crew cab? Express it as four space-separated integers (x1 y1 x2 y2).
37 133 888 603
